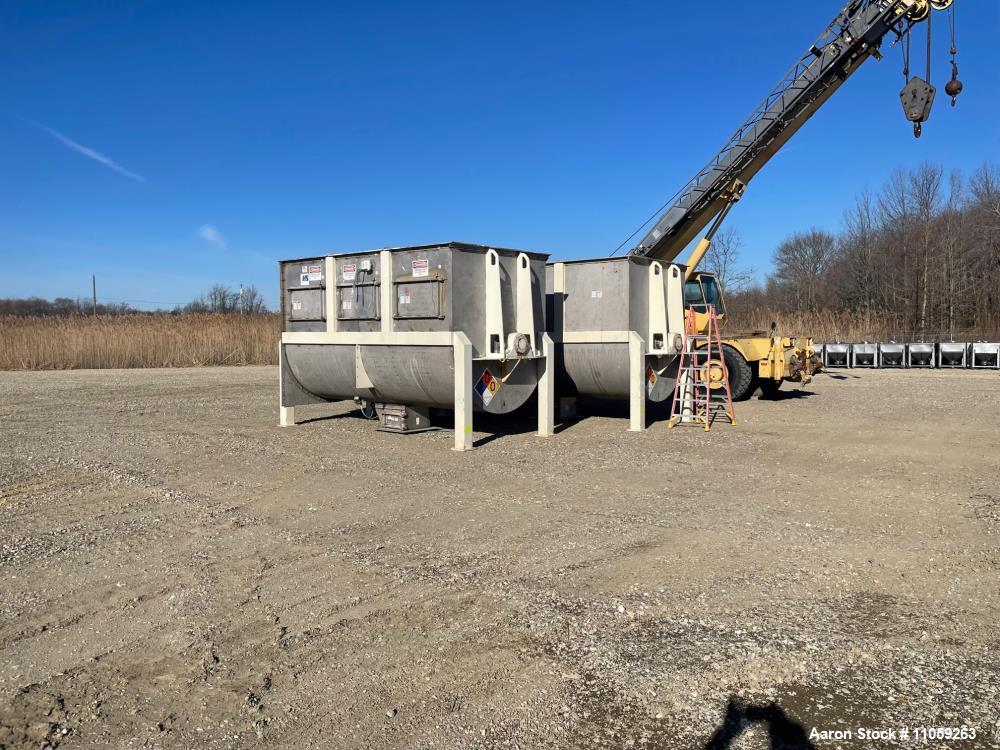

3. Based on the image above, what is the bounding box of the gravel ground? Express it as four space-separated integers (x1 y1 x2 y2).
0 366 997 749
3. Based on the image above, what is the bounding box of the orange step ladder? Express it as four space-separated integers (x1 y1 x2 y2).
667 305 736 430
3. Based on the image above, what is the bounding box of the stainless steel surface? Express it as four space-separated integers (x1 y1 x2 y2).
283 259 327 333
971 342 1000 369
907 343 936 368
938 342 968 368
824 343 849 368
280 243 548 414
878 342 906 368
851 343 878 368
546 256 679 402
557 344 675 402
336 252 381 325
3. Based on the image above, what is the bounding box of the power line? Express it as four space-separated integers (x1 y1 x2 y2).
609 185 686 256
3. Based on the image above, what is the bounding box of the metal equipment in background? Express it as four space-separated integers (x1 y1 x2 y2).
851 343 879 368
816 341 1000 370
278 243 553 451
938 342 968 368
907 343 936 368
823 344 850 369
971 342 1000 369
878 342 906 367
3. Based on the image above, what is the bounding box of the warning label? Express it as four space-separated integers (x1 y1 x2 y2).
308 265 322 275
342 296 352 311
399 290 411 305
474 370 500 406
412 259 429 278
342 263 357 282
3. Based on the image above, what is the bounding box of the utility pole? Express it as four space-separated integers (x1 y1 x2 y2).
92 275 97 316
239 283 245 314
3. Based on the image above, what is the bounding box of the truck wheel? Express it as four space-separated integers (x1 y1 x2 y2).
722 345 754 401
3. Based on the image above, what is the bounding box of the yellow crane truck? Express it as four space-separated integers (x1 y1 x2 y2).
620 0 959 399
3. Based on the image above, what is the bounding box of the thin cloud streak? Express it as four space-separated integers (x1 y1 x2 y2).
41 126 147 182
198 224 227 249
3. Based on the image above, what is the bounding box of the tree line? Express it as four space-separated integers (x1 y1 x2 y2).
0 284 269 317
179 284 268 314
723 161 1000 339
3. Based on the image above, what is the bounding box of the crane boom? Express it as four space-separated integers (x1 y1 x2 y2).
630 0 931 263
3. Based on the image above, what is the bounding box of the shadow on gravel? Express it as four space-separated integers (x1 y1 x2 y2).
757 389 816 402
467 408 564 447
555 397 674 432
703 698 816 750
297 410 372 426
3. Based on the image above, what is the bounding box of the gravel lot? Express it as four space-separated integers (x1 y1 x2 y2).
1 366 998 749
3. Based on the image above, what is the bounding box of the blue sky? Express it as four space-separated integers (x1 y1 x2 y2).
2 1 997 310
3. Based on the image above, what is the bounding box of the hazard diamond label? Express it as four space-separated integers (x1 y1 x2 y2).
474 370 500 406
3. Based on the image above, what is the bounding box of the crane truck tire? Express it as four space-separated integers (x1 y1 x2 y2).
721 345 754 401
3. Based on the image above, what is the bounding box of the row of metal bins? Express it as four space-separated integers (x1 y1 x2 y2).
816 342 1000 369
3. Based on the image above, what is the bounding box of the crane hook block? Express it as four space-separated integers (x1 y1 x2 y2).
900 77 936 125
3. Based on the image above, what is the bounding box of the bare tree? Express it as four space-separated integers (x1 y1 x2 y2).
771 228 837 312
240 285 268 314
0 297 135 316
704 228 755 295
909 163 943 333
838 189 881 313
206 284 238 313
727 159 1000 339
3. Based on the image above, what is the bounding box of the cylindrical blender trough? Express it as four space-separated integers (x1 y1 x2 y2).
278 243 554 450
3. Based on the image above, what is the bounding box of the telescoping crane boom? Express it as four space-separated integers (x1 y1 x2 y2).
630 0 954 273
621 0 960 400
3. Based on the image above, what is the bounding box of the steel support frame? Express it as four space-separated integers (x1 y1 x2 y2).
537 333 556 437
278 341 295 427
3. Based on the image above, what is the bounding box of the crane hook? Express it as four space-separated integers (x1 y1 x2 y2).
945 3 962 106
945 68 963 106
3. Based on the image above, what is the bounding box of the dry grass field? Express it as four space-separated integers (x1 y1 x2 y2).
2 311 998 372
0 314 280 370
726 308 1000 344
